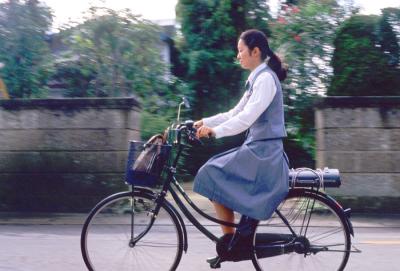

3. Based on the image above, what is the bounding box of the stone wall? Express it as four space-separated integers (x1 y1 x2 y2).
0 98 140 212
315 97 400 213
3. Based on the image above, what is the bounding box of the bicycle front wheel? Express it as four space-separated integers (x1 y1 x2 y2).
252 189 351 271
81 190 183 271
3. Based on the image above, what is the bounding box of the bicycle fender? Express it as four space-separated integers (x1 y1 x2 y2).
163 199 189 253
323 193 355 237
133 186 156 198
343 208 355 237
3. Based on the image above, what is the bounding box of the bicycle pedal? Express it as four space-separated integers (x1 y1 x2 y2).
207 256 221 269
210 261 221 269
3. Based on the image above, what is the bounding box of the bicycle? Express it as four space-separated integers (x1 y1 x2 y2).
81 101 357 271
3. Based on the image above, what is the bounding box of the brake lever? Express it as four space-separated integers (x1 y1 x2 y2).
187 129 204 145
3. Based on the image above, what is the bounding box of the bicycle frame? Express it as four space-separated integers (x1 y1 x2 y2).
133 167 348 261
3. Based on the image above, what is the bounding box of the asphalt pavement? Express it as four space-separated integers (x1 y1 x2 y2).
1 183 400 271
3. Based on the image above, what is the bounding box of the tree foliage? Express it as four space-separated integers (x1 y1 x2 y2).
268 0 356 157
176 0 272 118
329 10 400 96
379 8 400 67
0 0 53 98
53 7 169 99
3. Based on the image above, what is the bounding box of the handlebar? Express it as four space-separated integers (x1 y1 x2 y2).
167 120 203 146
180 120 203 146
165 120 202 169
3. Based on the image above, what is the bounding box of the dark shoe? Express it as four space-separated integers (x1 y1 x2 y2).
216 233 251 262
216 216 259 262
216 233 234 260
235 216 259 237
206 233 234 268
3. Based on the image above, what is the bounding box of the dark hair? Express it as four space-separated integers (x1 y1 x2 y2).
239 29 287 81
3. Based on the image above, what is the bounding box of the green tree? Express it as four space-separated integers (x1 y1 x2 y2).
0 0 53 98
269 0 357 158
54 7 169 98
176 0 271 118
328 12 400 96
379 8 400 67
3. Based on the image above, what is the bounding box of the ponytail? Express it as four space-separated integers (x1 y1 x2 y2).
240 29 288 82
267 51 287 82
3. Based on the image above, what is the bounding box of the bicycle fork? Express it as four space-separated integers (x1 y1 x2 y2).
127 191 160 247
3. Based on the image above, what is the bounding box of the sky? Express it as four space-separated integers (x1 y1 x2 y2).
353 0 400 14
3 0 400 30
45 0 178 29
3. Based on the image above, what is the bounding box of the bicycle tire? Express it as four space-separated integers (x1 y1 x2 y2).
81 190 184 271
251 189 351 271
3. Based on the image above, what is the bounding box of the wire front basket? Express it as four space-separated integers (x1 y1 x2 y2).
125 140 172 187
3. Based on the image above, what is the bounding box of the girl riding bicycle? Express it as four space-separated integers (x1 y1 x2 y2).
81 28 355 271
194 29 290 247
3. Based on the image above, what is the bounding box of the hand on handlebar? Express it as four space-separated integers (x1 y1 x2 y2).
194 120 203 129
196 126 216 139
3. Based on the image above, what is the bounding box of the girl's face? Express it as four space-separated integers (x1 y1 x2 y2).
237 39 262 71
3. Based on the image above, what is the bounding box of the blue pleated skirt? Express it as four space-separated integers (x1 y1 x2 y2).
193 139 289 220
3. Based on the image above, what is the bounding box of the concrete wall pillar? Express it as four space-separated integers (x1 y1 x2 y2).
0 98 140 212
315 97 400 212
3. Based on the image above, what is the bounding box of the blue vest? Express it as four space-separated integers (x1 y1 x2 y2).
244 66 287 143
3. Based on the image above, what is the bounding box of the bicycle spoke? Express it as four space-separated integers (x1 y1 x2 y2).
136 240 179 248
308 227 344 243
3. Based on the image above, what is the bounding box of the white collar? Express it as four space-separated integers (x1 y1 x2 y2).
247 63 267 84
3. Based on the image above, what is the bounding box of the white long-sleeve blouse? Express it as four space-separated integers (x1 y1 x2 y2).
202 63 277 139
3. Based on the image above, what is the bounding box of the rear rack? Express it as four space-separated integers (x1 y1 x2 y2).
289 168 341 188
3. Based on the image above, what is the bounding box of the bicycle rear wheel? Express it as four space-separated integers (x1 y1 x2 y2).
252 189 351 271
81 190 183 271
